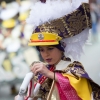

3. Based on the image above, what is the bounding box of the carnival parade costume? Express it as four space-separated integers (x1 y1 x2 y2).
17 0 100 100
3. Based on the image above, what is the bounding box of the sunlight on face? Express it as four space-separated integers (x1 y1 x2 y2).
39 46 63 65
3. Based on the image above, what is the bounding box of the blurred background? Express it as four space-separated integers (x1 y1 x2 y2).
0 0 100 100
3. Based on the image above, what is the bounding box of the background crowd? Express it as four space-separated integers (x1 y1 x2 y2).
0 0 40 96
87 0 100 44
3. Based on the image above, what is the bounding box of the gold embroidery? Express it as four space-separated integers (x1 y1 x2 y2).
83 3 92 28
71 67 85 76
34 3 91 38
36 78 53 99
62 61 85 79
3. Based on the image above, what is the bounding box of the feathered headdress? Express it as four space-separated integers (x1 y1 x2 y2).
26 0 91 59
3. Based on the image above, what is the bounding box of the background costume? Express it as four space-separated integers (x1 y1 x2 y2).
23 0 100 100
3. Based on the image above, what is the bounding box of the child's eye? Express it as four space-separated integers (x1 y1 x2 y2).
39 49 44 52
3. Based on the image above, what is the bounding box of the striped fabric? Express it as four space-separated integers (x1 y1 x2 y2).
56 73 81 100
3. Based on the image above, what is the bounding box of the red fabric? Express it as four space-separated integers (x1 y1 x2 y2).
31 40 56 42
56 73 81 100
25 80 33 100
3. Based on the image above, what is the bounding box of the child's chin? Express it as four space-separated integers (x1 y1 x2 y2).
48 62 55 65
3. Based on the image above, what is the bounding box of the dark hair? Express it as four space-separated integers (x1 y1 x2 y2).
36 42 65 52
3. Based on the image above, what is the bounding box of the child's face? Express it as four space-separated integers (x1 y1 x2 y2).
39 45 62 65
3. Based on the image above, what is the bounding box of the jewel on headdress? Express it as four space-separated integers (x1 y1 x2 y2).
38 33 44 40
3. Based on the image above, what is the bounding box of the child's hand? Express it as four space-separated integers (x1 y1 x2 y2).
30 62 50 77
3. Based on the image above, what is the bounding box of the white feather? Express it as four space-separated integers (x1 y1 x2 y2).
26 0 88 27
62 28 89 60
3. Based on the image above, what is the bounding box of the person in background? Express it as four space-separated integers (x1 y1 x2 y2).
0 1 20 94
90 2 99 43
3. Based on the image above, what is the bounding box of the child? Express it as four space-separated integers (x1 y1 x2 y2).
15 0 100 100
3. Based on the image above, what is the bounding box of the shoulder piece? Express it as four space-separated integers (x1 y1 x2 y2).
57 61 100 99
63 61 91 80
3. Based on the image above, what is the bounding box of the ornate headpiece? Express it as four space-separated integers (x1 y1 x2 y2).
26 0 91 59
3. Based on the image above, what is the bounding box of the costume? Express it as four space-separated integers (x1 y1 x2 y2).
18 0 100 100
